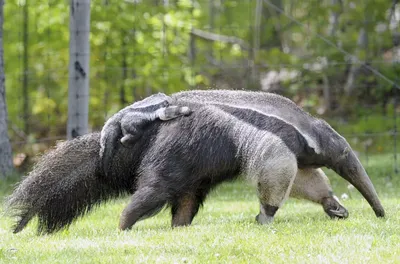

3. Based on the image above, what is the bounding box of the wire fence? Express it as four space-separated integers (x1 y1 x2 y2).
4 0 400 173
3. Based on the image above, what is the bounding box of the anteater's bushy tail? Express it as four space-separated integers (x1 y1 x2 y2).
5 133 128 234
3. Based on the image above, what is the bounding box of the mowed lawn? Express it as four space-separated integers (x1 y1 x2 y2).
0 154 399 263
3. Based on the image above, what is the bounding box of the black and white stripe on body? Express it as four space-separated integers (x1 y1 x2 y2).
172 90 321 153
217 105 319 167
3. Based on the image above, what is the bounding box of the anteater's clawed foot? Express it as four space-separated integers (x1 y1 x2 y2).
322 196 349 219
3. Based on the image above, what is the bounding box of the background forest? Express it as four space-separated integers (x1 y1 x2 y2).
4 0 400 160
2 2 400 262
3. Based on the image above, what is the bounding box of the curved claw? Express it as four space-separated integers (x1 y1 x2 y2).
322 196 349 219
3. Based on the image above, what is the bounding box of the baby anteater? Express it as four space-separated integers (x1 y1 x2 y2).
100 92 191 176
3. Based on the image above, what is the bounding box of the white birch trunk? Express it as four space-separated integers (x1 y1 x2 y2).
67 0 91 139
0 0 14 177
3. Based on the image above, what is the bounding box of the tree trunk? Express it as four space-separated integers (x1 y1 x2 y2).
0 0 14 178
67 0 91 139
22 1 29 134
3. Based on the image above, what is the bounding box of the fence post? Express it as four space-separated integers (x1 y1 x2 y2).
67 0 91 139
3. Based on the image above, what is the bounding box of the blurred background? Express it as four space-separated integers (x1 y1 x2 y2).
2 0 400 174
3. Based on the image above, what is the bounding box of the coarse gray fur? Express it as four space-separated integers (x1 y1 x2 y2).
100 92 191 176
108 89 384 219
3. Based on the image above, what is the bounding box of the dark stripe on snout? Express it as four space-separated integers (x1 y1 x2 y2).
217 105 318 167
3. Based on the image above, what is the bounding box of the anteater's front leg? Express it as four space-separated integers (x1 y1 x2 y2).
255 155 298 224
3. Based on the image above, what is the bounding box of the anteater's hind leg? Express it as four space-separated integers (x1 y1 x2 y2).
119 184 168 230
170 186 211 227
255 156 298 225
290 168 348 219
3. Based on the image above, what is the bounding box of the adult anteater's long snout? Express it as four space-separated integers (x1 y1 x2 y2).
334 150 385 217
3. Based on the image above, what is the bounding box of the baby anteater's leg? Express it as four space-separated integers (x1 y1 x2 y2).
290 168 348 219
120 112 152 146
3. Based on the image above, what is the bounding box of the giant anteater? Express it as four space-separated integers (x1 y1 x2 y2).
5 90 383 234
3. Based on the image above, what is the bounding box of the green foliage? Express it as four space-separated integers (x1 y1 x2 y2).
5 0 205 140
3 0 399 147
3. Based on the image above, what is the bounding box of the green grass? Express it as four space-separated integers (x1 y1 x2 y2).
0 154 399 263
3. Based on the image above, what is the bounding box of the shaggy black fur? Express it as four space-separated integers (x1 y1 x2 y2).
5 130 156 234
